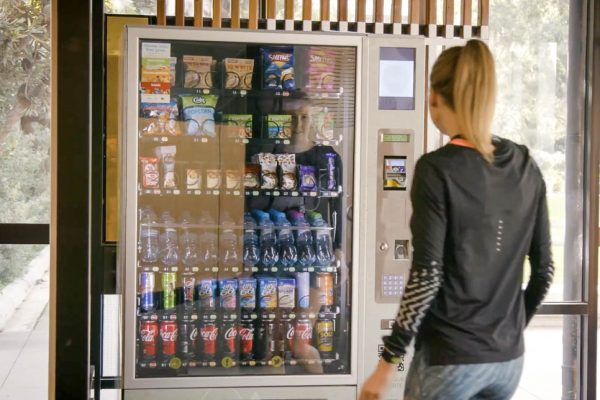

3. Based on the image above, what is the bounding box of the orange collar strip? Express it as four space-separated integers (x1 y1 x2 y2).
450 137 476 148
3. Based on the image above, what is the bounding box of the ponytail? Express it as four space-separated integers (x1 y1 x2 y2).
430 39 497 162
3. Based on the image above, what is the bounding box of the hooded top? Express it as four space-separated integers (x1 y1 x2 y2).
381 136 554 365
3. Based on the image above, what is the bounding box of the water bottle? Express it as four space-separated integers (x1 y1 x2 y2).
287 210 315 268
307 211 334 267
269 209 297 269
243 213 261 268
159 211 180 266
139 206 159 263
251 209 279 268
219 212 240 269
198 210 218 269
179 211 199 267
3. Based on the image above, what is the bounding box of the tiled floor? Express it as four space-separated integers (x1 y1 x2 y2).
0 273 49 400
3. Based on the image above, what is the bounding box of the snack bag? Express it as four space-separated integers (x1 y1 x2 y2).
305 47 338 91
180 94 218 137
276 154 297 191
140 157 160 189
222 114 253 139
261 47 295 90
252 153 278 189
141 57 171 83
154 146 177 189
244 164 261 189
225 170 242 190
309 106 335 141
266 115 292 139
298 165 317 191
186 168 202 189
183 55 214 89
139 101 181 136
223 58 254 90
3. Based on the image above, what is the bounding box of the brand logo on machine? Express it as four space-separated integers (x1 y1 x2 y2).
224 327 238 340
201 326 218 341
140 328 157 342
269 53 291 62
310 54 332 65
239 327 254 340
193 96 206 104
190 327 198 341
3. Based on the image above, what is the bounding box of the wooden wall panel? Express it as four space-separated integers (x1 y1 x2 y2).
249 0 259 28
175 0 184 25
303 0 312 20
409 0 420 24
157 0 166 25
321 0 330 21
212 0 221 27
338 0 348 21
444 0 454 25
392 0 402 23
285 0 294 19
479 0 489 25
462 0 472 25
267 0 276 19
375 0 384 23
357 0 366 22
425 0 436 24
193 0 203 27
231 0 241 28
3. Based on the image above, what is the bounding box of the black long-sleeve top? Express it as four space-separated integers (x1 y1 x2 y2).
381 136 554 365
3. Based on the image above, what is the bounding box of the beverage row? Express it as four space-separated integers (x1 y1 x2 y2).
139 272 335 314
140 148 339 193
139 207 335 270
139 317 336 365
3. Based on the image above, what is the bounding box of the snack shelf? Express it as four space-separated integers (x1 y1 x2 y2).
138 355 340 370
138 188 342 198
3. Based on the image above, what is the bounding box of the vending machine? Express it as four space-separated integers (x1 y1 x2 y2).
120 26 425 399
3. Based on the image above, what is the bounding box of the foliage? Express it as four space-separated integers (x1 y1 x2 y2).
0 0 50 288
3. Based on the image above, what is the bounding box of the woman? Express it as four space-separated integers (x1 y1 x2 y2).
359 39 554 400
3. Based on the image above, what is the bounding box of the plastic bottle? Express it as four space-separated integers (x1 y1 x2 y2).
159 210 180 266
243 212 261 268
179 211 199 267
269 209 298 269
219 211 240 269
287 210 316 268
198 210 218 269
251 209 279 268
139 206 159 263
307 211 334 267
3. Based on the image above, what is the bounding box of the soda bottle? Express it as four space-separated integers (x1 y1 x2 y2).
239 320 255 361
307 211 334 267
159 211 180 266
139 206 159 263
198 210 218 269
219 212 240 270
242 213 260 268
280 319 295 358
255 318 277 361
252 209 279 269
180 211 199 267
269 209 297 269
180 273 196 313
287 210 315 268
178 321 198 360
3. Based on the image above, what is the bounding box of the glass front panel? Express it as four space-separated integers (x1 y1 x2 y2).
133 39 356 378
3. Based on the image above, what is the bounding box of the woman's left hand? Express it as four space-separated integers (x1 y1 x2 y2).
358 359 397 400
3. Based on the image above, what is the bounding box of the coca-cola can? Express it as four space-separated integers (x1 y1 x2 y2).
281 319 295 354
221 322 239 358
256 319 277 360
294 319 313 353
239 320 255 361
159 320 178 357
199 322 218 361
178 321 197 359
139 320 158 360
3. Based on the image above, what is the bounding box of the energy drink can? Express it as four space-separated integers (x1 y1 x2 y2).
139 272 156 312
161 272 177 310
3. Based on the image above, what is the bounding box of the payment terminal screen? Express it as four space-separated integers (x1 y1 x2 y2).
378 47 415 110
383 156 407 190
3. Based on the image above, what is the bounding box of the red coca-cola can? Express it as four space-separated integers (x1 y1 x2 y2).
239 321 255 361
140 320 158 360
159 320 178 357
221 322 239 358
294 319 313 353
199 322 218 361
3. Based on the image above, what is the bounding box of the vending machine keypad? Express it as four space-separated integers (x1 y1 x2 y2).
382 274 404 298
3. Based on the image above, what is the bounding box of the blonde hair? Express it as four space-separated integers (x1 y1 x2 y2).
430 39 497 162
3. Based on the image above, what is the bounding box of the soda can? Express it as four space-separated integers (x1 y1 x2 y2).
295 272 310 309
294 319 313 352
159 320 178 357
219 279 238 311
239 320 255 361
258 277 278 311
181 274 196 307
315 272 334 306
221 322 239 358
197 279 217 311
239 278 257 311
281 319 295 354
139 272 156 312
178 321 197 359
277 278 296 310
316 318 334 355
199 322 218 361
256 319 277 360
139 320 158 360
162 272 177 310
